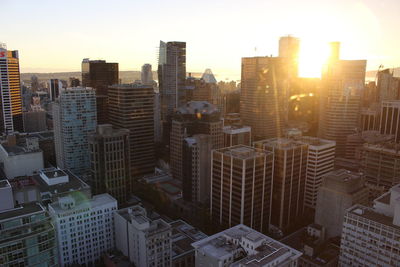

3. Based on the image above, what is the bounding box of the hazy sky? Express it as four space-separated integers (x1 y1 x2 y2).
2 0 400 80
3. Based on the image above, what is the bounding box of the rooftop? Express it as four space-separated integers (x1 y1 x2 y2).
216 145 269 159
347 205 400 230
49 193 116 214
177 101 219 115
0 202 45 222
255 138 307 150
170 220 207 259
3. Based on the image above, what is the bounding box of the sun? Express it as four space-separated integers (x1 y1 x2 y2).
298 40 330 78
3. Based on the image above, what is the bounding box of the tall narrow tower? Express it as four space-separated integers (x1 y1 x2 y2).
0 43 23 133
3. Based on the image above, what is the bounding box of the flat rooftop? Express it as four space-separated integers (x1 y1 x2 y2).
49 193 116 214
170 220 207 259
0 202 44 221
255 138 306 150
347 205 399 230
216 145 269 159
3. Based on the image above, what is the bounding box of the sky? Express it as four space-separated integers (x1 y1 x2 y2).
2 0 400 80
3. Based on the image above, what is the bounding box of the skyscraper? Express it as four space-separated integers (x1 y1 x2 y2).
240 56 287 140
53 87 97 176
380 100 400 143
49 78 63 101
157 41 186 143
0 43 23 133
210 145 273 233
141 63 153 85
254 138 308 231
279 35 300 78
170 101 223 180
89 124 130 203
318 43 367 156
108 84 155 178
81 59 119 124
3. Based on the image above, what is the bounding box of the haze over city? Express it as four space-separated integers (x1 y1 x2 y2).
2 0 400 79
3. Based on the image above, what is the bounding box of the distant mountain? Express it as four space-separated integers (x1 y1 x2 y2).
21 71 204 85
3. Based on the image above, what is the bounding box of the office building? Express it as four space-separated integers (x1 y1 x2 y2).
157 41 186 142
279 35 300 78
182 134 212 203
315 169 369 238
0 202 58 266
69 77 80 87
223 125 251 147
53 87 97 177
170 220 207 267
377 68 400 101
23 110 47 133
380 100 400 143
108 84 155 178
318 43 366 156
114 205 172 267
171 101 222 180
89 124 130 204
362 142 400 198
298 136 336 210
141 63 153 85
240 56 287 140
0 43 23 133
49 79 63 101
210 145 273 233
49 193 117 266
0 135 44 179
254 138 308 231
339 184 400 266
192 224 302 267
360 106 380 131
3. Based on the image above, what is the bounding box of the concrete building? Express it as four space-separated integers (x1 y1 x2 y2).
192 224 302 267
53 87 97 177
362 142 400 199
0 179 14 210
377 68 400 102
254 138 308 231
114 205 172 267
49 79 63 101
240 56 287 140
296 137 336 210
0 135 44 179
339 184 400 266
10 167 91 205
170 220 208 267
141 63 153 85
223 125 251 147
171 101 223 180
89 124 130 204
0 43 23 133
182 134 212 203
108 84 155 178
210 145 273 233
315 169 369 238
360 106 380 131
380 100 400 143
318 44 366 156
23 110 47 133
49 193 117 266
0 202 58 266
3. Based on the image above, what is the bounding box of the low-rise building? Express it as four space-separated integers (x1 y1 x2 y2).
192 224 302 266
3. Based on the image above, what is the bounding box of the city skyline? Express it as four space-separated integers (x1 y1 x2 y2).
2 0 400 80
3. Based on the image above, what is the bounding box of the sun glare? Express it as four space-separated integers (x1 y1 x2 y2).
298 40 330 78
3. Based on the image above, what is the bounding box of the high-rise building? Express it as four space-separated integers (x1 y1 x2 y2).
141 63 153 85
0 44 23 133
182 134 212 203
114 205 172 267
82 59 119 124
53 87 97 177
377 68 400 102
319 43 366 156
49 79 63 101
315 169 369 238
170 101 223 180
254 138 308 231
279 35 300 78
0 202 58 266
360 106 380 131
298 136 336 210
30 75 39 92
157 41 186 142
339 184 400 266
108 84 155 178
192 224 302 266
240 56 287 140
49 193 117 266
69 77 80 87
380 100 400 143
89 124 130 203
223 125 251 147
210 145 273 233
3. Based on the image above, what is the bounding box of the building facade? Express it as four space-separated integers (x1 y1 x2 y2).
210 145 273 233
141 63 153 85
0 44 23 133
108 84 155 178
89 124 130 204
53 88 97 177
380 100 400 143
223 125 251 147
49 193 117 266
